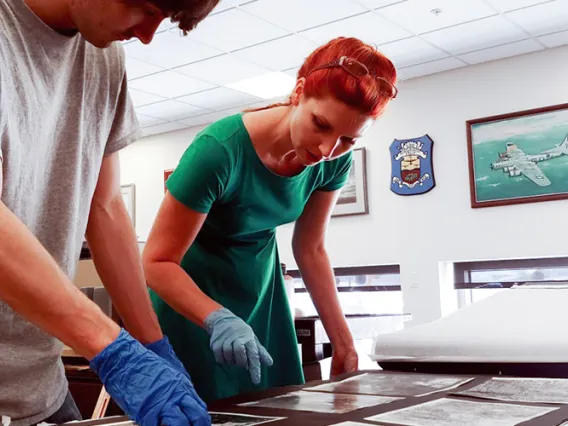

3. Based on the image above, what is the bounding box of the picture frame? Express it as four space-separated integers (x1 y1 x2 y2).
120 183 136 227
467 103 568 208
332 147 369 218
164 169 174 193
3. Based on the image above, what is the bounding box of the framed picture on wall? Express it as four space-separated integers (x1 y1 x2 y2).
120 183 136 227
467 103 568 208
332 147 369 218
164 169 174 193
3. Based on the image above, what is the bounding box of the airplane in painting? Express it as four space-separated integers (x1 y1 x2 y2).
489 134 568 186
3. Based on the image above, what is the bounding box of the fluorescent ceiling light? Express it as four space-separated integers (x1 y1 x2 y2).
226 72 296 100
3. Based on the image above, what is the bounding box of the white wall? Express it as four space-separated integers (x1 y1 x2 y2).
119 45 568 327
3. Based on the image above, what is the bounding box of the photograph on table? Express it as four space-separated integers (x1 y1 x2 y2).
239 390 398 414
466 103 568 208
332 148 368 217
365 398 556 426
304 372 474 397
453 377 568 405
329 422 374 426
210 412 285 426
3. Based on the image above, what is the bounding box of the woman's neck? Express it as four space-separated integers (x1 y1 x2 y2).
243 106 306 177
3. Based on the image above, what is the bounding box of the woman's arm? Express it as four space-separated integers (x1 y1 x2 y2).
142 192 222 325
142 192 273 383
292 190 358 375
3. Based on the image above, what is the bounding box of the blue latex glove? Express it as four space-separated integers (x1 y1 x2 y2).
145 336 196 384
90 329 211 426
204 308 273 385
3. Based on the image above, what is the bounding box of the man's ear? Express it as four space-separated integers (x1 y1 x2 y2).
290 78 305 106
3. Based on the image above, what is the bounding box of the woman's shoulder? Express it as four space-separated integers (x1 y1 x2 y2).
198 113 247 144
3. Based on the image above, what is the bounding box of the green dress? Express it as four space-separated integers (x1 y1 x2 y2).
150 113 352 403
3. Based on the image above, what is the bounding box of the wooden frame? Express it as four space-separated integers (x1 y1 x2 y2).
467 103 568 208
120 183 136 227
332 147 369 217
164 169 174 193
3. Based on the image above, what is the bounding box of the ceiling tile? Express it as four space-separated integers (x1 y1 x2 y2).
128 89 167 107
155 20 172 34
378 37 448 68
284 67 299 79
125 57 164 80
299 11 411 47
483 0 552 12
459 39 544 64
174 54 270 86
506 0 568 36
242 0 367 32
187 8 288 52
377 0 497 34
211 0 234 14
142 121 189 137
421 16 528 55
180 111 235 128
177 87 260 111
233 35 318 71
397 57 466 80
538 29 568 48
124 31 223 68
137 114 168 128
129 71 215 98
136 100 208 121
386 40 449 71
355 0 407 8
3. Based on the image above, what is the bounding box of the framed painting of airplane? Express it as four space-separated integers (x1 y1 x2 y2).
467 103 568 208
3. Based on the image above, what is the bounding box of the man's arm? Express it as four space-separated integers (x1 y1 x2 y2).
0 200 119 359
86 152 163 345
292 190 357 373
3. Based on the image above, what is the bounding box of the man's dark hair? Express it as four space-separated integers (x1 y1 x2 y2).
149 0 220 34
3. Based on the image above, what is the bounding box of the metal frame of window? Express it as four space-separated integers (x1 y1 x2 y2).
288 265 401 293
454 257 568 290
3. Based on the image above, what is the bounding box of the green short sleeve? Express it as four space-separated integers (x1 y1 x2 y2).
319 151 354 192
166 135 230 213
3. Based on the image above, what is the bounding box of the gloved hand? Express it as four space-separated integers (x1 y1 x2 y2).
90 329 211 426
145 336 194 383
204 308 273 385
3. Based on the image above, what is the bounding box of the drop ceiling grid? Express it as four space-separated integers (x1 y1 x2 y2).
131 0 568 136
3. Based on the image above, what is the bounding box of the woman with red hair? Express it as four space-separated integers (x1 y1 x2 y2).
143 37 398 403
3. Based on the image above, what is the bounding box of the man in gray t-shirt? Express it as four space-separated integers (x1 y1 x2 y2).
0 0 218 425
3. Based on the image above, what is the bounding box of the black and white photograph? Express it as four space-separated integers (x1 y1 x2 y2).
329 422 374 426
210 412 284 426
332 148 368 218
239 390 398 414
305 372 474 397
454 377 568 404
365 398 557 426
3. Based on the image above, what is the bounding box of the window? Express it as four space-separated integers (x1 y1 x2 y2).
287 265 402 316
454 257 568 307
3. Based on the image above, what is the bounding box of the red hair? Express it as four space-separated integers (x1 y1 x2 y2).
247 37 397 118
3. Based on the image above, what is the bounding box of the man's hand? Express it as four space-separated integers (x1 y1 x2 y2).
145 336 191 379
91 329 211 426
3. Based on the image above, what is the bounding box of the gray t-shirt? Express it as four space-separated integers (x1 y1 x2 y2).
0 0 140 423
